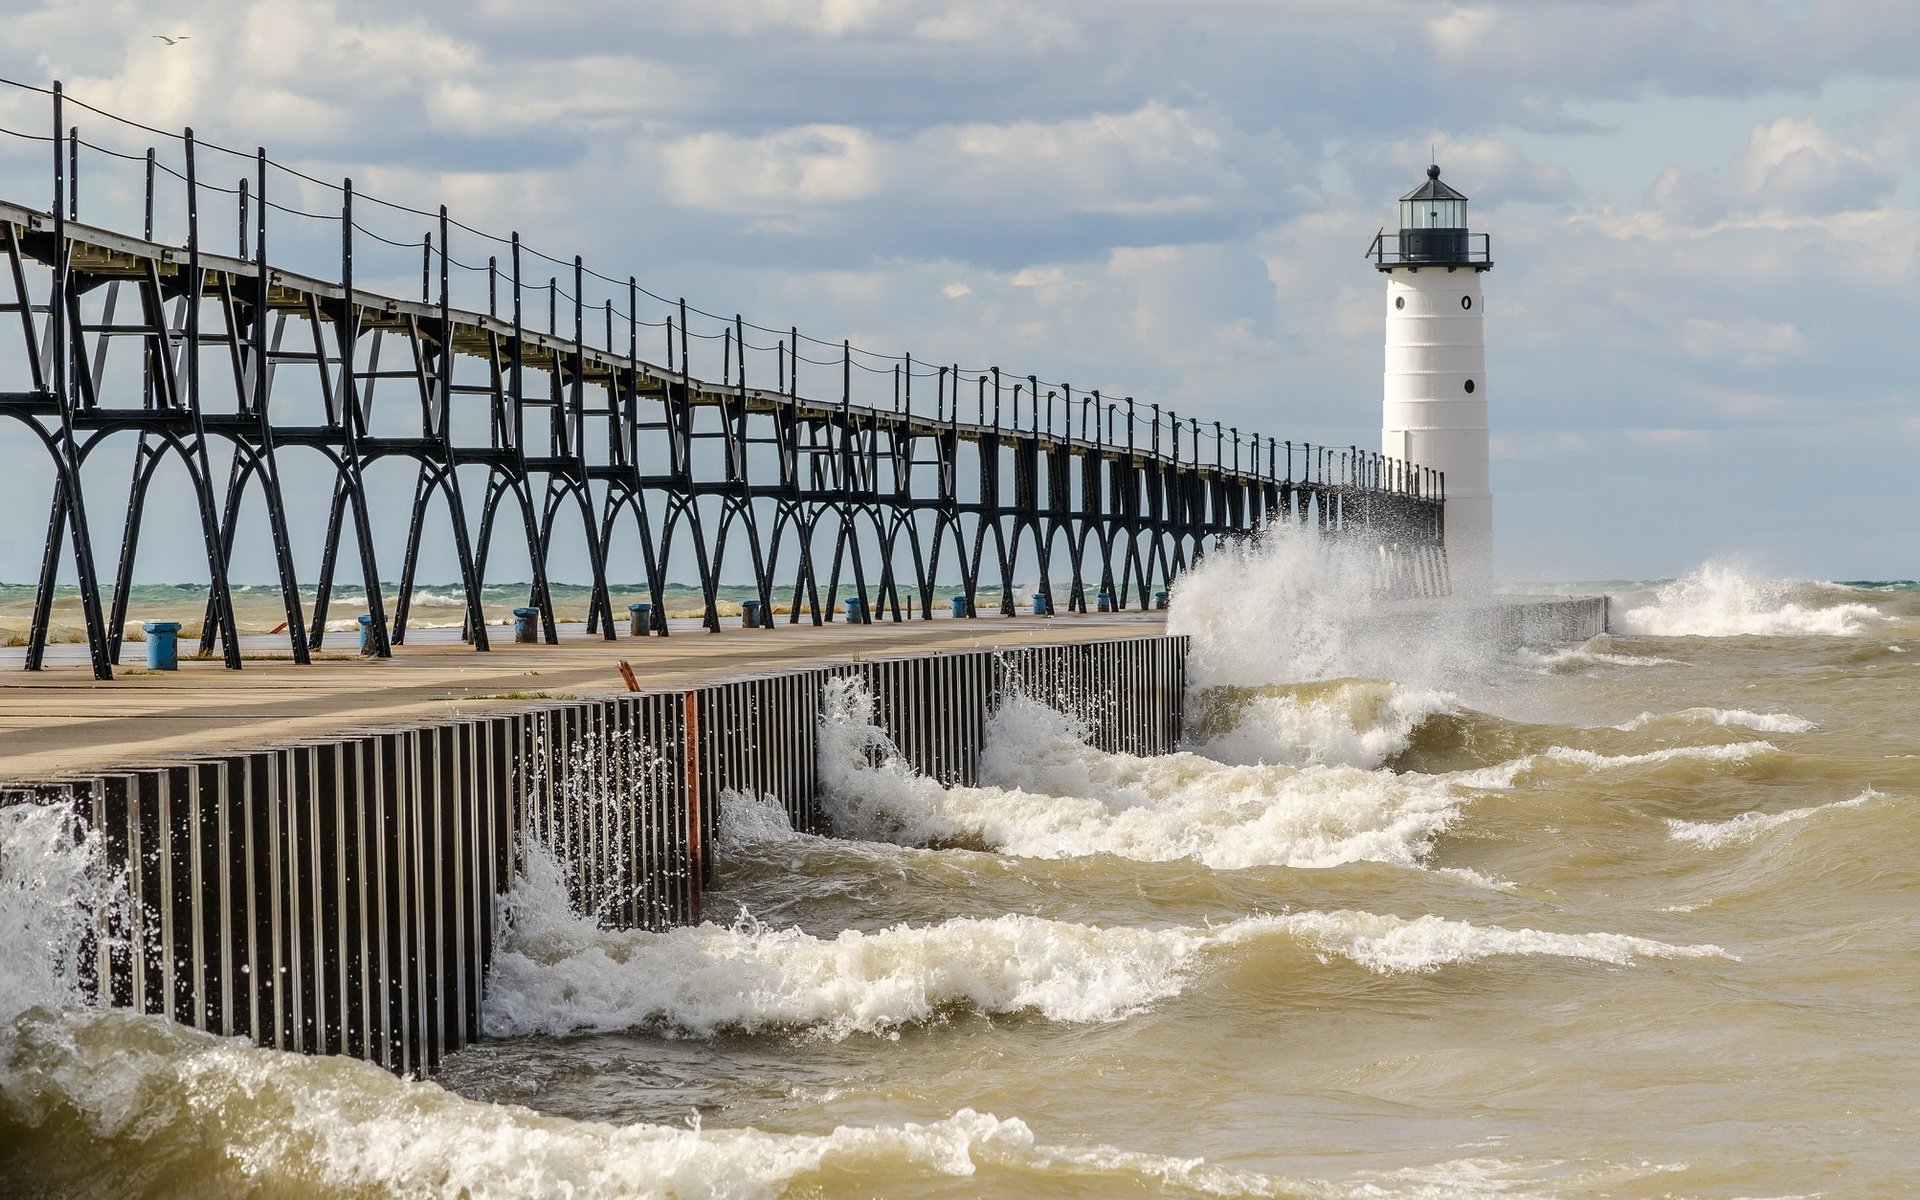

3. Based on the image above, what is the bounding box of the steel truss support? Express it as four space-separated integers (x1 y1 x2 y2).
0 90 1447 679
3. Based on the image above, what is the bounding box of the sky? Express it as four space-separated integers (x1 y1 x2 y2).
0 0 1916 583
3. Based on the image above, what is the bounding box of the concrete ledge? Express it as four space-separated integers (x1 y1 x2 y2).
1 632 1188 1076
0 612 1167 784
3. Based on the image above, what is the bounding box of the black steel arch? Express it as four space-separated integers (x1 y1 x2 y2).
0 82 1449 681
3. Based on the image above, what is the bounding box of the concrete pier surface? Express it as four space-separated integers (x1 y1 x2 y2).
0 611 1168 783
0 594 1607 784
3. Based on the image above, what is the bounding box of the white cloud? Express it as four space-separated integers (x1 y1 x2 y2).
1650 117 1894 221
1624 428 1716 452
1359 134 1574 210
1491 431 1592 460
913 102 1247 217
662 124 880 218
3 0 1919 579
1679 317 1806 369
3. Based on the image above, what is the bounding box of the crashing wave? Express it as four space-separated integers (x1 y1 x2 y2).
1613 565 1888 637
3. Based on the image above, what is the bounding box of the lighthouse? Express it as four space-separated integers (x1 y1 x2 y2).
1370 164 1494 585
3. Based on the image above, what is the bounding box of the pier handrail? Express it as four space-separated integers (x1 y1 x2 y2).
0 77 1436 493
0 78 1449 680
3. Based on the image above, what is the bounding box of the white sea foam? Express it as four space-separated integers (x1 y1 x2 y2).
483 841 1224 1039
0 801 119 1023
1166 524 1491 689
1187 680 1457 770
2 1008 1301 1200
1265 910 1734 973
1613 564 1888 637
485 838 1731 1041
717 790 805 849
1519 643 1685 671
1667 791 1877 849
1537 741 1777 771
1616 708 1817 734
0 804 1315 1199
820 679 1498 872
1356 1154 1690 1197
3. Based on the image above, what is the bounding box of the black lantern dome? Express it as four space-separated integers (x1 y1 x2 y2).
1399 165 1468 262
1368 164 1491 269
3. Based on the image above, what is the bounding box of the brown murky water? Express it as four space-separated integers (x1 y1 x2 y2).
4 553 1916 1198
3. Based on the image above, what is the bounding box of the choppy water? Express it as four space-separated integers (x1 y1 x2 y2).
5 544 1919 1197
0 582 806 645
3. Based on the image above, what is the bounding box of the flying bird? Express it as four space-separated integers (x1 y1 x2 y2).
153 35 189 45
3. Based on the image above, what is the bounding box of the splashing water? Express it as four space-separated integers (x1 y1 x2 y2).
815 677 1510 871
0 802 121 1024
1183 679 1459 769
1667 790 1880 850
1613 563 1889 637
0 796 1311 1198
483 840 1216 1040
1616 708 1817 735
480 835 1728 1042
1166 525 1496 689
716 790 805 850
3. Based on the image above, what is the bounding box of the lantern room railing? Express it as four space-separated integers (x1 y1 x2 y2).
1366 230 1493 270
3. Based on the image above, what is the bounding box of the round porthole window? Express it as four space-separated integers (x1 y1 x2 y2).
1464 379 1476 393
1395 296 1405 310
1460 295 1473 310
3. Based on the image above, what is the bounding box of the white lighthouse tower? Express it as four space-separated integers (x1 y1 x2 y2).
1371 164 1494 585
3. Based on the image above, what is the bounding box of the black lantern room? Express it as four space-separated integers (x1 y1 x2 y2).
1399 165 1469 262
1367 164 1491 269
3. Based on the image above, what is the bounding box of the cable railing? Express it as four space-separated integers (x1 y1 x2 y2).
0 76 1445 499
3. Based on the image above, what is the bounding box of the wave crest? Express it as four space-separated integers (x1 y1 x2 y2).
819 679 1485 871
1667 791 1877 849
1614 564 1888 637
1616 708 1816 735
1185 680 1456 770
483 843 1213 1040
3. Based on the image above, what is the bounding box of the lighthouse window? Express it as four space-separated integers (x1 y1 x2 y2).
1395 296 1405 310
1464 379 1476 393
1460 295 1472 310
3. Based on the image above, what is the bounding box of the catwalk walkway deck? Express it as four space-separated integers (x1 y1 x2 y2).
0 610 1165 782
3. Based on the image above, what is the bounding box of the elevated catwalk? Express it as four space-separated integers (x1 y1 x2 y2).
0 77 1446 683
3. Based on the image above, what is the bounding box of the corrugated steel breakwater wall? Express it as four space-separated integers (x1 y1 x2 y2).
0 635 1186 1077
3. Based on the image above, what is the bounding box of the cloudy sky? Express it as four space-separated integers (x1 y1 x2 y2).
1 0 1915 582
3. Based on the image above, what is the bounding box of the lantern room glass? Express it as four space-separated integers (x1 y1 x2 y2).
1401 198 1465 230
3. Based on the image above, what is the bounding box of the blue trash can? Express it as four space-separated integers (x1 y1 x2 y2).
742 599 762 628
1155 590 1169 610
1097 590 1113 612
844 596 866 622
949 595 968 618
356 613 376 655
512 606 539 644
1031 592 1052 616
143 621 181 670
628 602 651 636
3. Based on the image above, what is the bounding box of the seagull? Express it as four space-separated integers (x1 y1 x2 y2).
153 34 189 45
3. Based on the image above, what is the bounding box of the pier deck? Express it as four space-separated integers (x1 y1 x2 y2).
0 612 1165 782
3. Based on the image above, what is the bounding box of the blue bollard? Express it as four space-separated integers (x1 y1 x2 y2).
143 621 181 670
1031 592 1051 616
512 606 539 644
742 599 762 628
356 613 375 655
844 596 866 622
1097 590 1113 613
950 595 968 618
628 602 651 636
